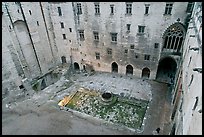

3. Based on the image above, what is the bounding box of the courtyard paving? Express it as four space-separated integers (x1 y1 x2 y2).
2 71 172 135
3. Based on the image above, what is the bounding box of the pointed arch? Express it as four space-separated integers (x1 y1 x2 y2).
162 23 186 53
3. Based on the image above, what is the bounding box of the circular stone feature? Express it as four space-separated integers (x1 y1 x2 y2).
101 92 113 103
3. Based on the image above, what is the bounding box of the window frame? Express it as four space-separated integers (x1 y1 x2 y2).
77 3 82 15
79 30 85 40
164 3 173 15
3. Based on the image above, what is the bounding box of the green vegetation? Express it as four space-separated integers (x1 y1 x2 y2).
64 88 148 130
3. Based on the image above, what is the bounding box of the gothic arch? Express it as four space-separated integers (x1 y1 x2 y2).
142 67 150 78
126 64 133 75
162 23 186 53
111 62 118 73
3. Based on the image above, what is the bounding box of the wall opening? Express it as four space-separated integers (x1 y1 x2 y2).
111 62 118 73
41 79 46 90
74 62 80 70
126 64 133 75
156 57 177 84
61 56 66 64
142 67 150 78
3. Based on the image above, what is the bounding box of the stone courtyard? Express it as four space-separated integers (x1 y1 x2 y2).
2 70 172 135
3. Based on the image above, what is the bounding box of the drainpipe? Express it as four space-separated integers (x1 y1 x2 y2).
19 2 42 74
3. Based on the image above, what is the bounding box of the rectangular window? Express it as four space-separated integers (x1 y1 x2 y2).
58 7 62 16
79 30 85 40
94 3 100 14
111 33 117 42
60 22 64 28
124 49 128 54
93 32 99 41
126 2 132 14
145 4 150 14
63 34 66 39
77 3 82 14
138 26 145 33
130 44 134 49
107 48 112 55
186 2 194 13
164 3 173 15
69 28 72 32
110 4 114 14
127 24 131 32
154 43 159 48
144 54 150 60
37 21 39 26
95 52 100 60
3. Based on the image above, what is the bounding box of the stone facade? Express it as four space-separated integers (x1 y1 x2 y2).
2 2 202 135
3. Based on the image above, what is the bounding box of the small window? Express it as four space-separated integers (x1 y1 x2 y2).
138 26 145 33
77 3 82 14
124 49 128 54
127 24 131 32
58 7 62 16
126 2 132 14
144 54 150 60
79 30 85 40
17 9 20 13
188 74 194 87
164 3 173 15
192 97 198 110
29 10 32 15
60 22 64 28
63 34 66 39
9 25 11 29
69 28 72 32
154 43 159 48
95 52 100 60
145 4 150 14
130 44 134 49
110 4 114 14
111 33 117 42
94 3 100 15
93 31 99 41
37 21 39 26
135 54 139 58
19 85 24 89
107 48 112 55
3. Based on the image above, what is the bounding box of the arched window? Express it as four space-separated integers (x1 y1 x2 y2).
111 62 118 73
162 23 186 53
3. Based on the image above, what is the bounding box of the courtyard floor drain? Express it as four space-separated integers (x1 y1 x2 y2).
58 87 149 131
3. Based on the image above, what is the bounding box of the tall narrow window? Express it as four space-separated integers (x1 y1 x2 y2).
126 2 132 14
111 33 117 42
58 7 62 16
95 52 100 60
62 34 66 39
77 3 82 14
60 22 64 28
93 31 99 41
127 24 131 32
186 2 194 13
164 3 173 15
154 43 159 48
79 30 85 40
107 48 112 55
124 49 128 54
110 4 114 14
144 54 150 60
138 26 145 33
37 21 39 26
29 10 32 15
94 3 100 15
69 28 72 32
145 4 150 14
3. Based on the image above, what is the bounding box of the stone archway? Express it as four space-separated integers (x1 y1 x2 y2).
142 67 150 78
126 64 133 75
74 62 80 70
156 57 177 84
111 62 118 73
61 56 66 64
